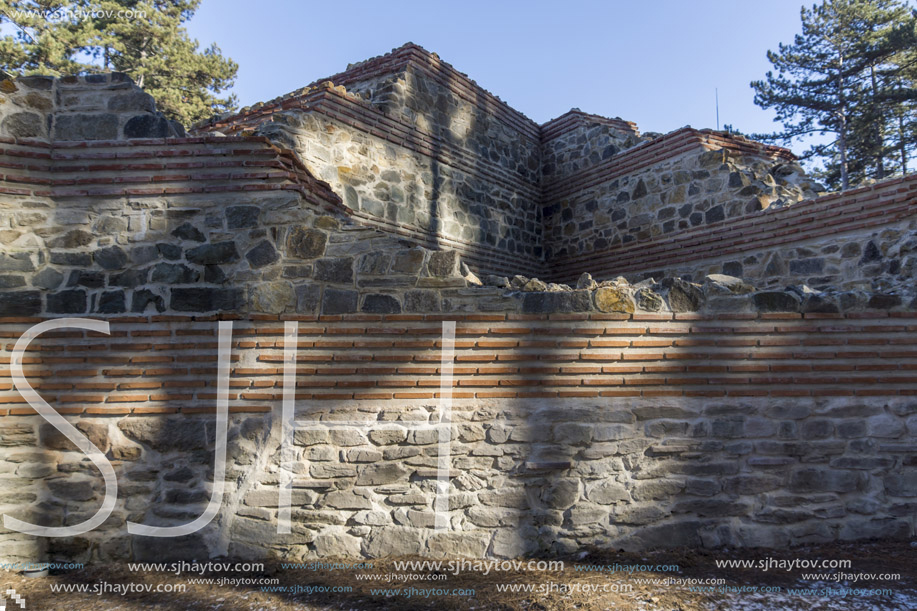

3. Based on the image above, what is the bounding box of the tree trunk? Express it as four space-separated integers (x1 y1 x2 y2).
837 58 849 190
870 65 885 180
901 115 909 175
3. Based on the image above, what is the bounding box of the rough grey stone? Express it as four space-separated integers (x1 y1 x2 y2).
427 250 460 277
47 289 87 313
522 290 592 313
287 227 327 259
226 206 260 229
170 288 244 312
884 471 917 497
392 249 425 274
171 223 206 242
250 281 294 313
363 526 426 557
32 267 63 290
0 291 41 315
404 289 440 312
636 288 663 311
315 257 354 283
151 263 199 284
361 293 401 313
97 291 126 313
48 480 95 501
295 284 321 314
3 112 43 137
123 114 171 138
55 114 118 140
790 468 861 493
356 463 408 485
665 278 703 312
131 289 165 313
322 288 358 314
541 479 580 509
108 91 156 112
753 291 801 312
118 418 208 451
186 242 239 265
246 240 279 268
48 229 93 248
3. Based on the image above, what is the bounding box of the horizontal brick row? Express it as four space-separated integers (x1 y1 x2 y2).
0 313 914 415
202 86 541 204
540 110 640 143
305 44 542 141
0 136 345 213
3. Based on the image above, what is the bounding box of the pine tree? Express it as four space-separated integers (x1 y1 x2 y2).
0 0 237 125
86 0 237 124
751 0 917 190
0 1 93 75
881 24 917 176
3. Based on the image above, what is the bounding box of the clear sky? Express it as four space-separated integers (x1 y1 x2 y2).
186 0 812 145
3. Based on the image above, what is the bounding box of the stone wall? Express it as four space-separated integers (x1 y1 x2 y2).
198 45 545 278
2 48 917 565
551 175 917 308
0 72 183 142
540 110 644 184
3 313 917 563
542 129 823 263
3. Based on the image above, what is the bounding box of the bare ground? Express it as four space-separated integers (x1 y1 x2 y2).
2 540 916 610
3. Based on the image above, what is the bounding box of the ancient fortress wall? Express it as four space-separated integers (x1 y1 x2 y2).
200 45 545 278
1 44 917 564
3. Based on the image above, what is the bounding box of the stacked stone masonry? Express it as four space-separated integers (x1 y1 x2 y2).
1 43 917 563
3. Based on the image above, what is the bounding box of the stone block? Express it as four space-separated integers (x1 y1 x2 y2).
593 287 635 313
123 114 171 138
789 468 861 493
315 257 354 283
356 463 408 485
3 112 43 137
363 526 426 557
55 113 118 140
587 480 632 504
0 290 41 315
41 422 109 452
245 240 278 268
171 287 243 312
47 289 87 313
185 241 239 265
361 293 401 313
884 470 917 497
427 250 461 277
226 206 260 229
118 417 208 451
171 223 206 242
392 249 425 274
753 291 801 312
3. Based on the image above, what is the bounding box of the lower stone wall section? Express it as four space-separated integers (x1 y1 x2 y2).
2 395 916 563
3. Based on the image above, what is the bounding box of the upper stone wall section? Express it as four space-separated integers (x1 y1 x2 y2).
196 45 546 277
192 43 823 285
540 110 645 184
0 72 185 142
542 129 824 266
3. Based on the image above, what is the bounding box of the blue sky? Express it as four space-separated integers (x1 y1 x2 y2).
187 0 811 144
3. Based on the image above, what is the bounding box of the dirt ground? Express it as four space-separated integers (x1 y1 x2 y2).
3 540 916 610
